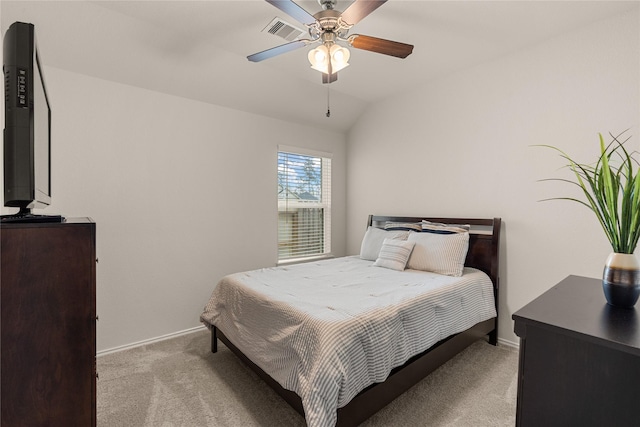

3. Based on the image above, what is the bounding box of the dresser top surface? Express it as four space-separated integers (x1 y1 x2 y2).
0 217 94 228
513 275 640 354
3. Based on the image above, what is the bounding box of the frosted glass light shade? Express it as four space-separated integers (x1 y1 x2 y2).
308 44 350 74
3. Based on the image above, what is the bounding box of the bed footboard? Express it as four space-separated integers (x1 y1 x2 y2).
212 325 306 416
210 318 495 426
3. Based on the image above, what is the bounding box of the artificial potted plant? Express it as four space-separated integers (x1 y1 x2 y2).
540 130 640 308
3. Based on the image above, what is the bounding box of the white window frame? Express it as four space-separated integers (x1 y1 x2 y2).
277 145 332 264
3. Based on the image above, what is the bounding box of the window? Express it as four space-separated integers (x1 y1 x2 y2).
277 146 331 262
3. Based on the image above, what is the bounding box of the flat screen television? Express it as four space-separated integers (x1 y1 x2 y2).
2 21 62 223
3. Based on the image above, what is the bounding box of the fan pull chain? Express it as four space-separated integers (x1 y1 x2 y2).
326 83 331 118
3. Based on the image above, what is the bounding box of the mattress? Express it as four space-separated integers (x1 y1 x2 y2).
200 256 496 427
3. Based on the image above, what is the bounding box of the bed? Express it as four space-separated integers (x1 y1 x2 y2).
200 215 501 427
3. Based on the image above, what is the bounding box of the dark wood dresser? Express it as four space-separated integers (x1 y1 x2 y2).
1 218 96 426
513 275 640 426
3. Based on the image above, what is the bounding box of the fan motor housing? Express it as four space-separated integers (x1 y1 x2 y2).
314 9 341 29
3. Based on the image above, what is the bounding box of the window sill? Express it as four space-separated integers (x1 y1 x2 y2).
277 254 334 266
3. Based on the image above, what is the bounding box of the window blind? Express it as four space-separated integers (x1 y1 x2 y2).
277 149 331 262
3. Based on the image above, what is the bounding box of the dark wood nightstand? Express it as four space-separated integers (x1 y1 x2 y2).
513 275 640 427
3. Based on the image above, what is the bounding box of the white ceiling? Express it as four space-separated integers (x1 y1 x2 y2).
2 0 638 132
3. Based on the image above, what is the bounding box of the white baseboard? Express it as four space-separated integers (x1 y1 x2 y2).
97 325 519 357
97 325 207 357
497 337 519 349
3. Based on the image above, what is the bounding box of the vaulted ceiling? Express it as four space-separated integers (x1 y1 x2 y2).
2 1 637 132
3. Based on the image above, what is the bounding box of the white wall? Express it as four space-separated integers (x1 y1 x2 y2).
21 69 347 352
2 2 637 351
346 10 640 345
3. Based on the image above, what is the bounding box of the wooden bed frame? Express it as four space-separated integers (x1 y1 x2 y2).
211 215 501 426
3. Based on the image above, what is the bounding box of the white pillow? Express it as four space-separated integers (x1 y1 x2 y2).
359 227 409 261
373 238 415 271
406 231 469 277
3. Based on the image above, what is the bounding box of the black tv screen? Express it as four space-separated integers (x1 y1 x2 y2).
3 21 52 214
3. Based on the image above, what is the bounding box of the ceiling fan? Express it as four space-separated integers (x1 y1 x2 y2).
248 0 414 83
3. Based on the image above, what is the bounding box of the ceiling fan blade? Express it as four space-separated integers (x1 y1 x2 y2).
265 0 317 26
340 0 387 26
349 34 413 58
247 40 309 62
322 73 337 84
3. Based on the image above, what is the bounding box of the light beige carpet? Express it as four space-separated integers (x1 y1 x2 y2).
97 329 518 426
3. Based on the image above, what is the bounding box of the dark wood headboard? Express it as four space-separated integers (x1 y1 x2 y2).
367 215 502 299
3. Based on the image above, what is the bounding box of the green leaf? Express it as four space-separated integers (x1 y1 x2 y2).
534 130 638 254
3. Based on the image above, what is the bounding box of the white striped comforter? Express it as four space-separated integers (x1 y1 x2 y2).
200 256 496 427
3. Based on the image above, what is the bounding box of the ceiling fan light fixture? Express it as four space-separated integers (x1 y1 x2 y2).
308 43 350 74
309 46 328 66
331 44 350 65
